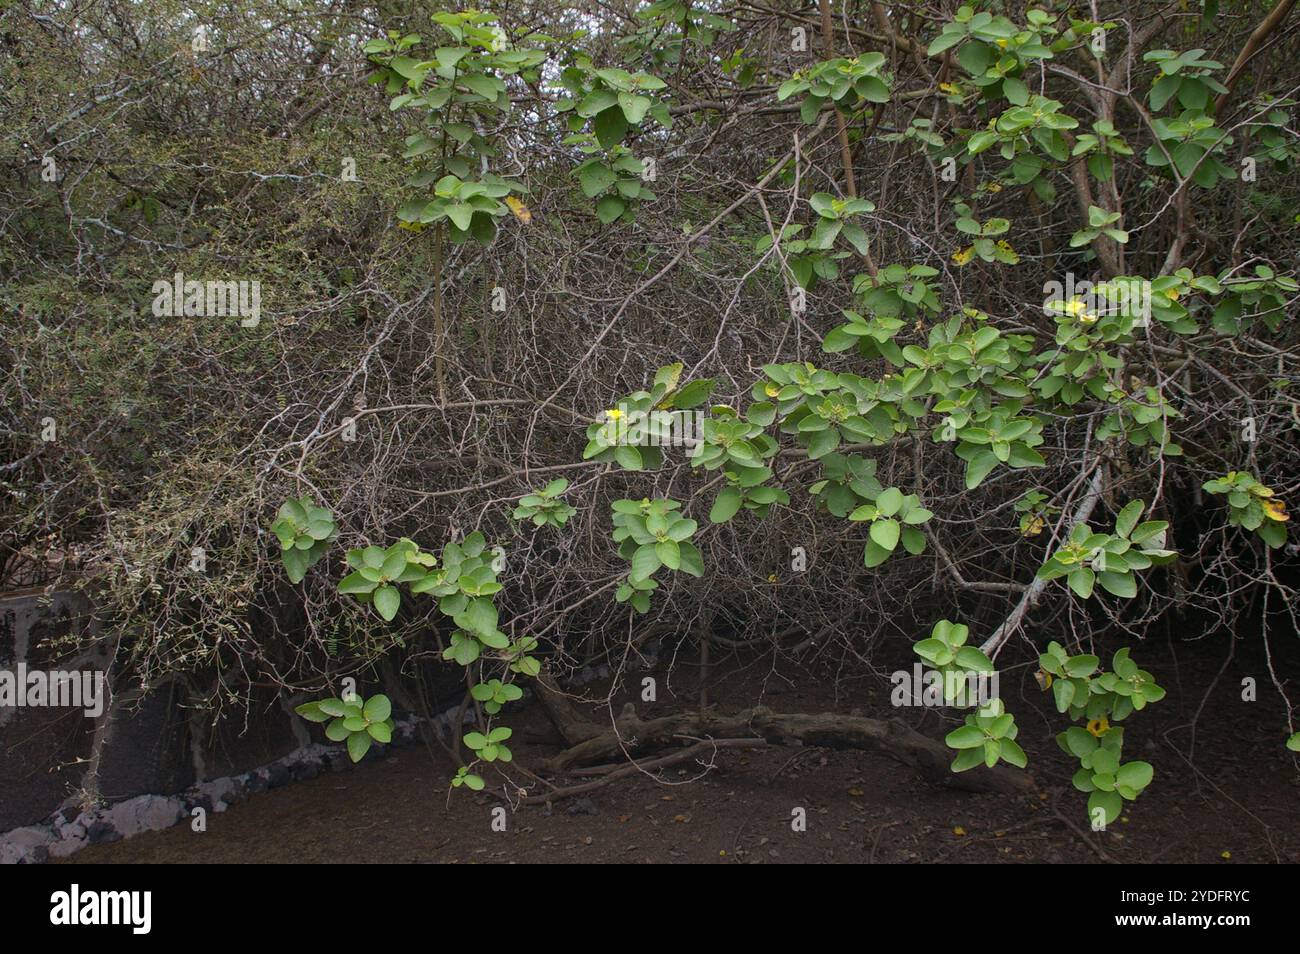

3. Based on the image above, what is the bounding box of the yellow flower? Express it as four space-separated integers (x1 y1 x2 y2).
764 382 780 397
1023 515 1045 537
1262 498 1289 522
939 82 960 94
767 573 778 583
986 182 1003 193
996 38 1009 48
606 408 623 421
1054 298 1098 324
1087 717 1111 737
952 246 975 266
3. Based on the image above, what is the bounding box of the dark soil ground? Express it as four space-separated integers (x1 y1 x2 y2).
65 623 1300 864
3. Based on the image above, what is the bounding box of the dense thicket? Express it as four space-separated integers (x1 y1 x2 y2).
3 1 1298 808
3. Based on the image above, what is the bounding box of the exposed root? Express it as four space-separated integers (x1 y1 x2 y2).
538 703 1036 796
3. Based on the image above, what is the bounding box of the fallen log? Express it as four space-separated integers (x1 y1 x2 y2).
538 703 1035 796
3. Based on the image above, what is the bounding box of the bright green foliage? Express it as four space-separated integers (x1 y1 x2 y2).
366 12 544 244
270 497 337 583
755 192 877 288
1069 205 1128 249
338 537 435 621
556 56 669 222
696 405 786 521
462 726 513 762
1208 266 1298 334
849 487 932 567
809 454 883 518
952 203 1020 264
1203 472 1290 549
1036 501 1177 600
583 363 714 470
632 0 738 68
1041 646 1163 823
1070 120 1134 183
914 620 995 704
452 766 486 791
1041 644 1166 722
1060 722 1154 828
296 693 395 763
471 678 523 715
777 52 892 124
506 636 542 678
295 525 532 787
512 479 577 528
611 497 702 612
946 699 1027 772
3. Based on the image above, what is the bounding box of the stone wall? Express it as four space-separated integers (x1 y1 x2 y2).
0 587 303 833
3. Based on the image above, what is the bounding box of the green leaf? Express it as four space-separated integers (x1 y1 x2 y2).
1097 571 1136 598
710 487 743 523
945 725 986 750
317 698 349 718
951 747 985 772
1064 727 1097 758
618 91 651 124
597 195 626 224
677 542 705 577
1000 738 1028 768
863 539 892 568
1053 678 1076 713
282 546 310 583
339 571 377 594
1088 789 1122 828
294 702 331 723
373 584 400 621
1064 654 1099 677
914 638 954 666
870 518 901 552
593 106 628 148
954 646 994 673
965 449 1000 489
1115 500 1144 538
875 487 904 517
630 545 661 582
347 731 373 763
578 162 616 197
1067 566 1095 599
367 721 393 743
655 539 681 569
363 694 392 723
1116 761 1153 792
